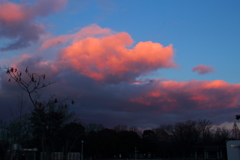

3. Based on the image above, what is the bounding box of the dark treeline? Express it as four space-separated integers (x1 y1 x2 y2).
0 110 234 160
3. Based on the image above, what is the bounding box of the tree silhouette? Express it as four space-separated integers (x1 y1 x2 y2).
4 66 75 160
236 115 240 120
5 66 54 109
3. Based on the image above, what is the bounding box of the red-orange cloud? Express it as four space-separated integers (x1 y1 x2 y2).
54 26 176 83
129 79 240 112
192 64 214 74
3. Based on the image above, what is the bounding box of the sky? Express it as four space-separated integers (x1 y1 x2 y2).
0 0 240 129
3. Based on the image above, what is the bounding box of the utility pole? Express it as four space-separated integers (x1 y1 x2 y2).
232 122 240 139
135 147 137 160
81 140 84 160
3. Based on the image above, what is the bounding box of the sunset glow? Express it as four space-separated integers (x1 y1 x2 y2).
55 27 176 83
0 0 239 128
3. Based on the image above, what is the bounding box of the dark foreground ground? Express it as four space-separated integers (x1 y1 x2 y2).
2 157 229 160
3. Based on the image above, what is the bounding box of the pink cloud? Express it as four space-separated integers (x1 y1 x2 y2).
192 64 214 74
129 79 240 112
0 0 67 51
50 25 177 83
41 24 115 49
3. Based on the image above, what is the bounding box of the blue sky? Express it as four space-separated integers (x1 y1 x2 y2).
0 0 240 129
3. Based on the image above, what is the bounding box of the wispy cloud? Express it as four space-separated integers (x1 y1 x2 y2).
192 64 214 75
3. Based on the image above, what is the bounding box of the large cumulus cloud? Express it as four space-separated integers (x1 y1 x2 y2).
42 25 177 83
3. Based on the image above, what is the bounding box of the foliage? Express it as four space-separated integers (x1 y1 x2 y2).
236 115 240 120
84 123 105 132
4 66 76 160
